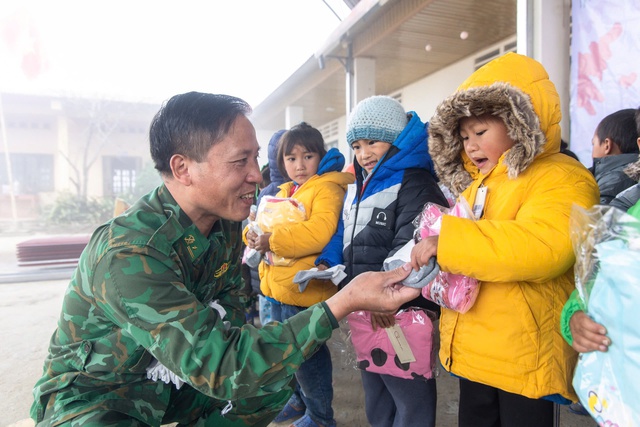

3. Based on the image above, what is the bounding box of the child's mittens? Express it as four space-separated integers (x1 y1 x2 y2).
383 239 440 288
293 265 347 292
385 257 440 288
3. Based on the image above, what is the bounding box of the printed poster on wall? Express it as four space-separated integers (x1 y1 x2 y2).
570 0 640 166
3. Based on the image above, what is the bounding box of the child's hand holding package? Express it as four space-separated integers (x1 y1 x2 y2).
411 200 480 313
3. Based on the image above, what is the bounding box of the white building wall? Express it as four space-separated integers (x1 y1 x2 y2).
400 57 476 125
329 37 519 163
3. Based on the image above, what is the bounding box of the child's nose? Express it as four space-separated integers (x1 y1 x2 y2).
465 139 479 151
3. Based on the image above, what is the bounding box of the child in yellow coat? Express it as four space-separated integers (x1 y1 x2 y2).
410 53 599 426
245 122 353 427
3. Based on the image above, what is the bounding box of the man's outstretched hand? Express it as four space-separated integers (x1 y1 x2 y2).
325 263 420 321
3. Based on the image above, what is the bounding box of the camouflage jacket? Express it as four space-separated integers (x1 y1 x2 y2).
31 185 337 426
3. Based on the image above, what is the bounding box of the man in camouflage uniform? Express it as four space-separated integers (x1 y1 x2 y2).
31 92 418 426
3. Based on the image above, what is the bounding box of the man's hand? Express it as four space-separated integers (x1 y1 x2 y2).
325 264 419 321
410 236 439 271
570 311 610 353
370 312 396 330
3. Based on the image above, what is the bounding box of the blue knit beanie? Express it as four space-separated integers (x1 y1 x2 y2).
346 95 408 146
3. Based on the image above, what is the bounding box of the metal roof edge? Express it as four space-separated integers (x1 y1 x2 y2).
250 0 390 128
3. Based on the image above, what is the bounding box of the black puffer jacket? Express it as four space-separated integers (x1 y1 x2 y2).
318 112 447 311
590 153 638 204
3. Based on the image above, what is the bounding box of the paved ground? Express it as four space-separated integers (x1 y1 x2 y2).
0 233 595 427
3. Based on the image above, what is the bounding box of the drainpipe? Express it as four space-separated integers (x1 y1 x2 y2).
345 42 354 115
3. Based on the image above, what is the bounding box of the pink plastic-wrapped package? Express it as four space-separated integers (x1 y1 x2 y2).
414 201 480 313
346 308 437 380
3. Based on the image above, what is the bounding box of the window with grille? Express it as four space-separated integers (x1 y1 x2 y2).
103 156 140 196
0 153 54 194
474 37 518 70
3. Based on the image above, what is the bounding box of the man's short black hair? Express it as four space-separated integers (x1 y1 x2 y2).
149 92 251 175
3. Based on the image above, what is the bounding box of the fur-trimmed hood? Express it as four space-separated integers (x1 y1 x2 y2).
428 52 562 195
624 155 640 181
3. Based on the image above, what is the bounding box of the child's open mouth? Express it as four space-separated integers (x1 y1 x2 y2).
473 158 488 169
364 160 377 170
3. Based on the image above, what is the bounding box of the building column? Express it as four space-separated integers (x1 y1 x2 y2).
53 104 72 194
285 105 304 129
353 57 376 104
517 0 571 142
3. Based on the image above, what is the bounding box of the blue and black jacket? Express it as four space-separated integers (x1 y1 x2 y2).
317 111 447 310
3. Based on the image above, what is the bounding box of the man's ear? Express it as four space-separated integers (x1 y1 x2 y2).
637 137 640 151
169 154 192 185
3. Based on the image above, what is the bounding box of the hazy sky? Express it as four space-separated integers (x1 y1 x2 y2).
0 0 350 107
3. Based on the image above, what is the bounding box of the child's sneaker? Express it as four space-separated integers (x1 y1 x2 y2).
272 402 305 423
290 414 336 427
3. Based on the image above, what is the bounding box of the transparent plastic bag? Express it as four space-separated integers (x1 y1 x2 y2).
413 199 480 313
255 196 306 266
242 205 263 268
569 204 640 426
570 204 640 307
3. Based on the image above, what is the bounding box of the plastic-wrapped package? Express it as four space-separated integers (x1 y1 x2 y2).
413 200 480 313
242 205 263 268
345 308 438 380
255 196 306 266
570 205 640 426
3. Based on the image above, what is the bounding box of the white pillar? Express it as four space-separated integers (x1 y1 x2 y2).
54 110 72 193
353 57 376 104
517 0 571 142
285 105 304 129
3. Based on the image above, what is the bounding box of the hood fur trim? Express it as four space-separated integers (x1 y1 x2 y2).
428 83 545 195
624 156 640 181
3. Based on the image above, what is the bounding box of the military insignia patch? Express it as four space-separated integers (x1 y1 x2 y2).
183 233 205 260
215 261 229 278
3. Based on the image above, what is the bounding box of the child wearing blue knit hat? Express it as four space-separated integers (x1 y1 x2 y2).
346 95 408 146
317 95 447 427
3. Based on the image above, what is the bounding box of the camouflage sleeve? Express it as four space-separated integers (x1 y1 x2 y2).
93 248 335 400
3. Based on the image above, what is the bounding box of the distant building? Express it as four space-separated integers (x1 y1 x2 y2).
0 92 160 221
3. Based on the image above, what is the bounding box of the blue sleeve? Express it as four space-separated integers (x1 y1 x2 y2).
315 215 344 267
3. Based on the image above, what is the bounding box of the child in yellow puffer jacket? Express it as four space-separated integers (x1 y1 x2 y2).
244 122 353 427
409 53 600 426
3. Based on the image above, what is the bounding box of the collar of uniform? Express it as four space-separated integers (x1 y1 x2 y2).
158 184 194 231
180 223 210 262
154 184 213 262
